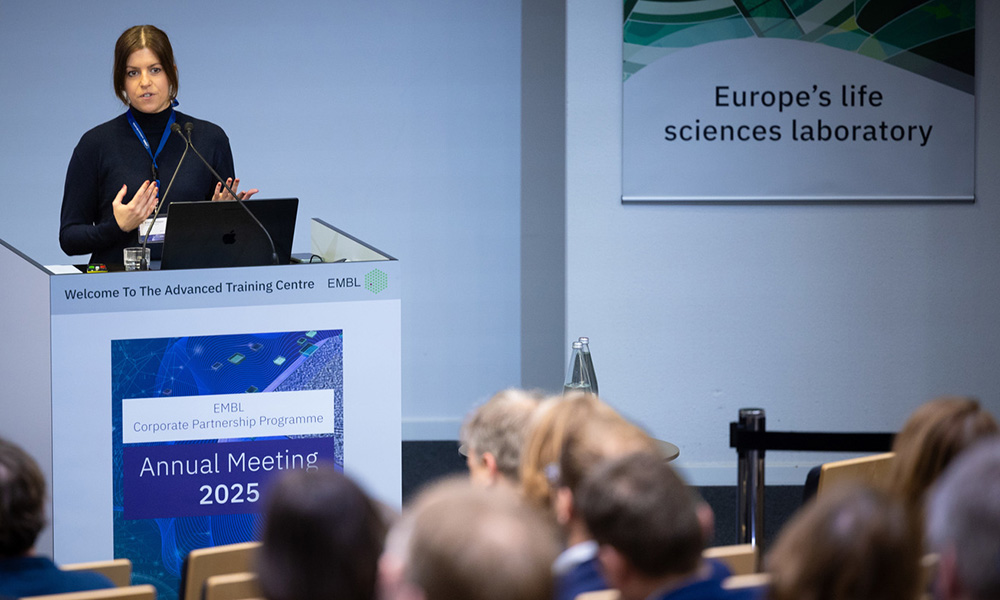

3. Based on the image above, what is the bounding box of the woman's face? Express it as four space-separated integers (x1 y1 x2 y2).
124 48 172 114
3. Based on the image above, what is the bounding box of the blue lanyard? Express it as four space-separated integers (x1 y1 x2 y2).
126 108 176 184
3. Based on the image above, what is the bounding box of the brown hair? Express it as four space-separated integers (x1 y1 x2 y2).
577 451 703 578
766 484 921 600
257 465 387 600
113 25 179 106
884 396 998 517
518 393 619 510
0 437 46 558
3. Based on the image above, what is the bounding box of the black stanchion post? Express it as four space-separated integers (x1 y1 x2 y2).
737 408 766 556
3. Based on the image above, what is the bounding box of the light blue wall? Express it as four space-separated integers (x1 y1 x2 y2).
4 1 997 489
0 0 523 438
560 1 1000 484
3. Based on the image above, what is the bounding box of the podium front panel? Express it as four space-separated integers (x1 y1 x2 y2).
48 261 400 600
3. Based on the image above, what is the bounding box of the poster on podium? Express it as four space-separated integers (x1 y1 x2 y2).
113 329 343 588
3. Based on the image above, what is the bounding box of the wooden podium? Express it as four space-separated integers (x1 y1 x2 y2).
0 219 400 599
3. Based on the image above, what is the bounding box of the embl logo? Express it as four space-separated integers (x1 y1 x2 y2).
365 269 388 294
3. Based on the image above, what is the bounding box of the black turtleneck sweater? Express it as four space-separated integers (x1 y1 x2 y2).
59 108 236 265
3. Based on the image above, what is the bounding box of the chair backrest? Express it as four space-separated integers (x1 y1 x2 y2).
721 573 771 591
574 591 619 600
22 584 156 600
703 543 758 576
202 572 261 600
62 559 132 587
816 452 895 496
180 542 261 600
921 553 939 593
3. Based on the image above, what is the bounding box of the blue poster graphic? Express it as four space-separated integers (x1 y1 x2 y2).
111 329 343 600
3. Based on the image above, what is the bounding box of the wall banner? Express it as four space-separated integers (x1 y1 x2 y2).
622 0 975 202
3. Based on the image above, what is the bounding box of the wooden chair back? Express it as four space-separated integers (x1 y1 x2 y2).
721 573 771 590
921 553 939 594
703 543 758 575
180 542 260 600
816 452 895 495
62 558 132 587
202 572 261 600
22 584 156 600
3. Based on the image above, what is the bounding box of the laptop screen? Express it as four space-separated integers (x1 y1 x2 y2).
159 198 298 270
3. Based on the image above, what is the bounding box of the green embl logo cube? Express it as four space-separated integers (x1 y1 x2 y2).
365 269 388 294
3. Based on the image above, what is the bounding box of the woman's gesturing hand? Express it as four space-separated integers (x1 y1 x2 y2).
112 180 158 232
212 177 259 201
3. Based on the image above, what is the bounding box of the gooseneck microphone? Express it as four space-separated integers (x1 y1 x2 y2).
180 122 279 265
140 122 189 257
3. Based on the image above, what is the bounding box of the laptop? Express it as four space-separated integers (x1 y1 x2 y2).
159 198 298 270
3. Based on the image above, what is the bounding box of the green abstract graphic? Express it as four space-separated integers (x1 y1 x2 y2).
624 0 974 93
365 269 388 294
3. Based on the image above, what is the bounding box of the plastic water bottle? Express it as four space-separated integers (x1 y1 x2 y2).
578 337 598 396
564 341 592 394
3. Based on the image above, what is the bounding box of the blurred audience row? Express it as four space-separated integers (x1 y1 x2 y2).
1 394 997 600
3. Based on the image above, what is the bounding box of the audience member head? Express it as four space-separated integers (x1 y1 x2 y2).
257 465 387 600
0 437 46 559
926 437 1000 600
380 477 560 600
576 452 704 600
557 410 659 497
553 407 661 545
885 396 998 516
519 392 619 510
765 484 921 600
459 388 542 487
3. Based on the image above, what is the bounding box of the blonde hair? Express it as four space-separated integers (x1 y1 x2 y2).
559 411 660 495
518 393 618 510
459 388 542 482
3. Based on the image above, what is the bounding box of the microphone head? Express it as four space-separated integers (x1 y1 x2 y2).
170 122 182 133
184 122 194 133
